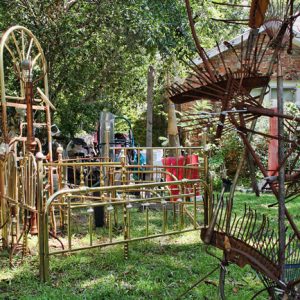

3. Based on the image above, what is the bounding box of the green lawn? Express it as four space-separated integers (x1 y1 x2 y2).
1 193 299 299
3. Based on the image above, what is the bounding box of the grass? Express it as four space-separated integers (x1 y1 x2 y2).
1 192 299 299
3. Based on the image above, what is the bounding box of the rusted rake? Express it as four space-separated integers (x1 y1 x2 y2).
202 195 300 297
173 0 300 298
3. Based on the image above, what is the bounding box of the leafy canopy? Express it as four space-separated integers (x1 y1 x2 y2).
0 0 243 142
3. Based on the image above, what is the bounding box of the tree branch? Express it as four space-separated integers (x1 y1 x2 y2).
64 0 78 11
184 0 216 81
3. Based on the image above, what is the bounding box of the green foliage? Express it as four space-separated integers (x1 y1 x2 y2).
178 100 244 179
0 0 244 141
178 100 213 135
189 0 247 49
285 102 300 117
209 132 244 177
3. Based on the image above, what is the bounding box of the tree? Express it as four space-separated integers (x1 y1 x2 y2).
0 0 244 141
146 65 155 167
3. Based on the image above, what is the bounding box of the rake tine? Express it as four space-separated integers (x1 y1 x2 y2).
256 215 267 248
248 209 258 240
237 204 247 238
260 218 269 253
256 215 265 249
244 207 254 241
218 194 226 231
241 206 251 241
261 226 273 257
233 216 243 238
262 229 274 258
270 235 280 264
229 212 237 235
220 197 229 231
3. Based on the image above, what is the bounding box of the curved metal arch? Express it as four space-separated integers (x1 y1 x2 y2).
0 25 49 143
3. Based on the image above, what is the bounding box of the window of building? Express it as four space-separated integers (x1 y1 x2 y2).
251 82 300 108
270 88 296 103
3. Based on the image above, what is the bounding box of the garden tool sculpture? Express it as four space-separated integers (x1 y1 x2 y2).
0 26 56 262
172 0 300 298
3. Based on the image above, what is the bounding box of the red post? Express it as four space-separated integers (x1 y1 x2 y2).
268 99 278 176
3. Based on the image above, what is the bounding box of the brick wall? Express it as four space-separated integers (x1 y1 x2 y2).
179 41 300 145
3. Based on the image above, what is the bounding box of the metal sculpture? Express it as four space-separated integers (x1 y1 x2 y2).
4 9 300 297
39 155 205 282
0 26 211 277
202 197 300 298
170 0 300 298
32 144 208 281
0 25 55 261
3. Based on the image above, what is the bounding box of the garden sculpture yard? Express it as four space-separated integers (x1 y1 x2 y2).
1 0 300 299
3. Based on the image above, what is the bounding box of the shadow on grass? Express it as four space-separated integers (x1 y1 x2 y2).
1 235 267 300
1 192 282 299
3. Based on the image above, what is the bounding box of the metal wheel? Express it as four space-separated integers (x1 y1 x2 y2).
0 25 55 243
0 25 49 143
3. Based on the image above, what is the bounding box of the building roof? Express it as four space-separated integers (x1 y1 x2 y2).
194 20 300 65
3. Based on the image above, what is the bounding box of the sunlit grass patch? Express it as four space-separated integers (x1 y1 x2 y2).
1 193 291 299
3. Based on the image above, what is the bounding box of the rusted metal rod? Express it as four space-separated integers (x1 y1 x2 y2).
277 59 285 280
212 1 250 8
184 0 216 81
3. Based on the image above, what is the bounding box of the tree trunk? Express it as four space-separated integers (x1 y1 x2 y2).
168 99 180 156
146 66 155 176
167 66 180 155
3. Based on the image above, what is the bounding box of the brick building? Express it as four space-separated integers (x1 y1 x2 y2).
181 27 300 115
178 25 300 155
